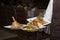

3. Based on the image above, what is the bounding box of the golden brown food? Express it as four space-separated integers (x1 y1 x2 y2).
26 21 39 30
23 26 33 30
11 21 21 29
11 16 21 29
36 16 47 24
10 16 46 30
26 16 46 30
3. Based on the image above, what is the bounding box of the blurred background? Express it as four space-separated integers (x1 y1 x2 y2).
0 0 50 40
0 0 50 26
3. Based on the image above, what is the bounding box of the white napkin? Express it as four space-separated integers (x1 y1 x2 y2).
43 0 53 34
43 0 53 23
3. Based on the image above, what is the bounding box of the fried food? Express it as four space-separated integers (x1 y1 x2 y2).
11 16 21 29
10 16 46 30
36 16 47 24
23 26 33 30
25 16 46 30
11 21 20 29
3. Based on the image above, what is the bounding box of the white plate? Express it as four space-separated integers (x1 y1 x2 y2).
39 24 46 28
4 24 46 29
4 25 27 29
27 17 37 22
4 25 11 29
22 24 46 32
27 17 51 25
4 25 46 32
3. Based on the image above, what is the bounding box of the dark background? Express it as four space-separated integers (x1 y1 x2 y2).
51 0 60 40
0 0 49 26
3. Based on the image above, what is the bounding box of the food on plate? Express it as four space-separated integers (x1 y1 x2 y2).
24 16 47 30
36 16 47 24
23 26 33 30
26 21 39 30
23 25 38 30
32 19 40 26
11 21 21 29
11 16 21 29
10 15 47 30
23 21 39 30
